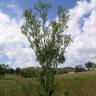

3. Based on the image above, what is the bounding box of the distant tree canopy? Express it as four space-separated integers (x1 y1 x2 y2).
15 67 21 75
85 61 96 70
75 65 85 72
7 68 15 74
0 64 15 76
21 67 39 78
0 64 6 76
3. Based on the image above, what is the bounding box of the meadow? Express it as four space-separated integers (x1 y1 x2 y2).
0 71 96 96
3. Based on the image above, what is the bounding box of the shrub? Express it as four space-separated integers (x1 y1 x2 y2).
15 67 21 75
64 89 70 96
75 65 85 73
21 68 39 78
0 64 6 76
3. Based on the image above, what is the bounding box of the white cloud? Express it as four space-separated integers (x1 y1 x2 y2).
0 11 38 68
64 0 96 67
0 12 10 24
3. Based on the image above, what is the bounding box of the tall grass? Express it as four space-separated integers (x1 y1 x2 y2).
0 72 96 96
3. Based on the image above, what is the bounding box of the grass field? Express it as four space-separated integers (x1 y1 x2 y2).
0 71 96 96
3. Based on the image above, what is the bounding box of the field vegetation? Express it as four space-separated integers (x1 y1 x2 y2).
0 71 96 96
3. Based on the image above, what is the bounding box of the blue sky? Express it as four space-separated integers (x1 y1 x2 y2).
0 0 77 19
0 0 96 68
17 0 77 9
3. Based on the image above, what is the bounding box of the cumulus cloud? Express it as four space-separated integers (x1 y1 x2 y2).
64 0 96 67
0 11 38 68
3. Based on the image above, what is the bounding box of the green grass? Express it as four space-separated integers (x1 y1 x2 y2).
0 71 96 96
54 71 96 96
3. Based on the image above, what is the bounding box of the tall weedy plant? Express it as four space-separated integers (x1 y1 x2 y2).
21 1 71 96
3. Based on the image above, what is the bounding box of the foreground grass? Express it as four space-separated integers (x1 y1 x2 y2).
0 75 39 96
54 71 96 96
0 71 96 96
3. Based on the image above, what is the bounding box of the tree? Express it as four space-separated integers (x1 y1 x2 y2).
92 63 96 69
8 68 15 74
15 67 21 75
85 61 93 70
0 64 10 76
21 1 71 96
85 61 96 71
0 64 15 76
21 68 38 78
0 64 5 76
75 65 85 72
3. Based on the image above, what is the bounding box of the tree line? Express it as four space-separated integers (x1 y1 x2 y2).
0 64 39 78
0 61 96 77
75 61 96 72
